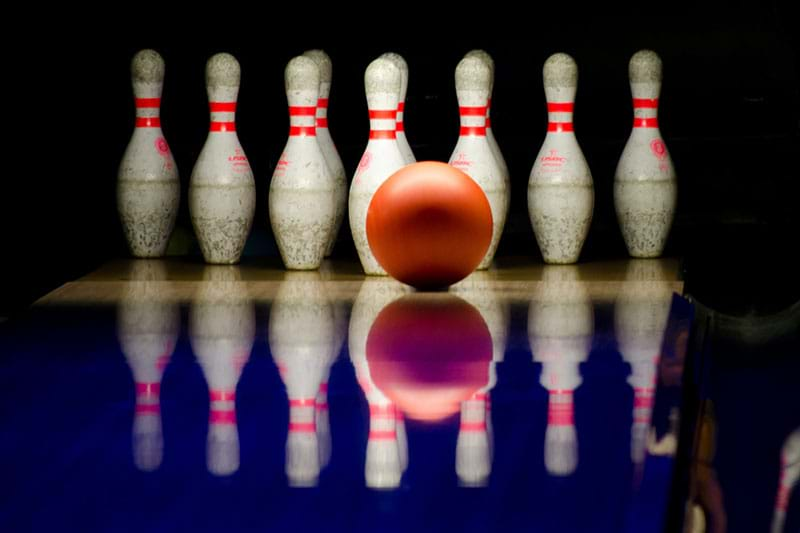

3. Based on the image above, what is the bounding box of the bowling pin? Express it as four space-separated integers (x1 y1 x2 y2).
117 49 180 258
349 57 406 275
380 52 415 164
269 272 335 487
614 260 673 468
189 53 256 264
349 278 411 488
464 50 510 195
449 55 508 269
528 53 594 264
528 266 593 476
772 427 800 533
189 266 255 476
117 261 179 471
270 56 336 270
303 49 347 257
614 50 677 258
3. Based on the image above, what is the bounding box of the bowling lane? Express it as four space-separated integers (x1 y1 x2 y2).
2 259 689 532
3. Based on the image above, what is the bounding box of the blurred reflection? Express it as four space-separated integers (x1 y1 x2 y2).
268 272 336 487
189 266 255 476
528 265 593 477
117 260 179 472
452 271 510 486
772 427 800 533
349 278 411 489
615 260 673 469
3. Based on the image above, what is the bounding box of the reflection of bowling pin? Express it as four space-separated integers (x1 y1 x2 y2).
349 278 411 488
453 271 509 483
529 266 593 476
117 50 179 258
614 50 677 258
190 266 255 476
303 49 347 258
349 57 405 275
269 272 335 487
379 52 415 164
528 53 594 264
117 261 179 471
270 56 336 270
615 260 673 467
464 50 510 215
772 427 800 533
189 53 256 264
449 55 507 270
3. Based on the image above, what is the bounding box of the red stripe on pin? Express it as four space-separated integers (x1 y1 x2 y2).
396 121 404 132
316 403 329 411
370 404 396 417
317 98 329 108
136 383 160 396
547 102 574 112
369 109 396 119
210 121 235 132
210 409 236 424
459 106 488 116
316 118 328 128
289 106 316 116
289 422 316 433
135 97 160 108
289 126 316 136
485 117 492 127
547 122 573 132
398 102 405 112
210 390 235 402
460 422 487 431
135 117 161 127
290 398 316 407
136 404 160 414
633 117 659 128
369 430 397 440
460 126 486 136
319 383 329 393
370 130 396 139
209 101 236 112
633 98 658 108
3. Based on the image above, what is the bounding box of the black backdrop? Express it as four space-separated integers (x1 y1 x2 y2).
3 4 798 315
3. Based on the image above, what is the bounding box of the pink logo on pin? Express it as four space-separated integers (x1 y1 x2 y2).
650 139 667 159
358 151 372 173
155 137 169 156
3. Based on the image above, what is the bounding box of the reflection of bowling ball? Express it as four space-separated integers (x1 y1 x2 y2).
366 161 492 290
366 294 492 422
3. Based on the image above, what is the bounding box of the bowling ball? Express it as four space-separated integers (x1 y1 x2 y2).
366 161 492 289
366 294 492 422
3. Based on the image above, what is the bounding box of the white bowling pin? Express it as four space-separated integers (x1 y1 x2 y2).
528 53 594 264
349 57 406 275
464 50 510 197
117 260 179 471
303 49 347 258
772 427 800 533
449 55 507 269
189 266 255 476
614 259 673 467
117 50 179 258
380 52 415 164
529 265 593 476
614 50 677 258
189 53 256 264
349 278 411 487
269 272 335 487
270 56 336 270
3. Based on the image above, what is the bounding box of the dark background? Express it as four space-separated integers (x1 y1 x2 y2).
3 3 798 316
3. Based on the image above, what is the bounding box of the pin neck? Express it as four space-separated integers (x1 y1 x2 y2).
546 102 574 133
396 101 406 132
288 397 317 433
458 105 488 137
632 98 659 128
209 101 237 132
368 109 397 140
289 105 317 137
134 98 161 128
316 98 329 128
548 390 574 426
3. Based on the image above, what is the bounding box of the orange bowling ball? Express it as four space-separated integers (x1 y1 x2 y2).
366 161 493 289
366 294 492 422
